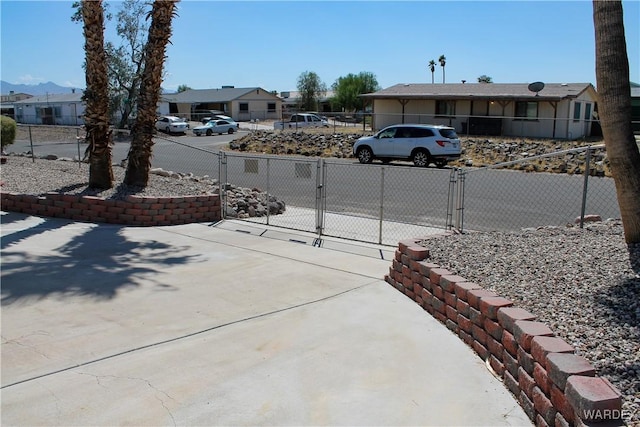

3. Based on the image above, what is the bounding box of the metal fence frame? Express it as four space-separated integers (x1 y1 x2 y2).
10 125 618 245
218 145 617 244
455 144 618 233
218 152 456 245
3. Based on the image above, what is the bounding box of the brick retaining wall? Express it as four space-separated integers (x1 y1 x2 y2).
0 192 221 226
385 238 625 427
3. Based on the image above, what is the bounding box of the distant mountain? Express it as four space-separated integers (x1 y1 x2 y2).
0 81 81 96
1 80 176 96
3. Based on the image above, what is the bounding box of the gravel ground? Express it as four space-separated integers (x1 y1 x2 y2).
0 155 217 199
421 225 640 425
2 155 639 424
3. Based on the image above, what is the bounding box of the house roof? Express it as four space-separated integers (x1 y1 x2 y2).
162 87 279 103
14 93 83 104
361 83 596 101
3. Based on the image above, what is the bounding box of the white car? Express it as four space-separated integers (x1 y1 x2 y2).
353 124 461 167
192 119 239 136
155 116 189 134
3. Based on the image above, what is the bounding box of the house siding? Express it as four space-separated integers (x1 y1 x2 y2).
15 101 85 126
233 89 281 121
367 83 597 139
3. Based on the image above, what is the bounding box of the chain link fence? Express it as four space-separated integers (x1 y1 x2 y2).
457 145 619 232
8 125 621 245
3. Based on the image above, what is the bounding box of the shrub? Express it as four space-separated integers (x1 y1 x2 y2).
1 116 17 149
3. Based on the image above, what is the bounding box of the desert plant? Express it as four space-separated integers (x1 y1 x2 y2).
1 116 17 150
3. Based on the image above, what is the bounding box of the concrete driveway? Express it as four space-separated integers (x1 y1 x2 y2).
1 212 531 426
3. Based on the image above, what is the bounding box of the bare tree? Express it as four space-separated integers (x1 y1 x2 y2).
593 0 640 244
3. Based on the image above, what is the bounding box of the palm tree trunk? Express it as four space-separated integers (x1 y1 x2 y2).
82 0 114 189
594 0 640 244
124 0 178 187
593 0 640 244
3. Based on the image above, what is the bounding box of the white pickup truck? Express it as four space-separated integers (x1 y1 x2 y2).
273 113 330 130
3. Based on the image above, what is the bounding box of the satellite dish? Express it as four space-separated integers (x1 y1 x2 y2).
528 81 545 96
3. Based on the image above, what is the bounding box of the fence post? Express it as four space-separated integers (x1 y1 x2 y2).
315 158 325 237
446 168 456 230
266 157 271 226
579 147 592 228
76 127 82 168
455 169 466 232
378 166 385 245
219 151 227 220
28 126 35 162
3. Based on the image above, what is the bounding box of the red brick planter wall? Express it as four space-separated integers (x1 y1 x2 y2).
385 238 625 427
0 192 221 226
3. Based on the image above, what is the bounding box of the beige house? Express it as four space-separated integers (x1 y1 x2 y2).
361 83 598 139
160 87 282 122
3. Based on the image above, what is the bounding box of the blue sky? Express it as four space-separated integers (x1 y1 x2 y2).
1 0 638 93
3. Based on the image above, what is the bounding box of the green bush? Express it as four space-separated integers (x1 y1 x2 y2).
1 116 17 149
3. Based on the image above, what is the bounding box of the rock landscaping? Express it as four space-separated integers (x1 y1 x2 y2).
228 130 611 176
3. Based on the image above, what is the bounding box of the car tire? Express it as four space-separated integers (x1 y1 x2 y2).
412 149 431 167
435 159 447 168
357 147 373 164
165 127 171 134
228 128 234 134
206 129 212 136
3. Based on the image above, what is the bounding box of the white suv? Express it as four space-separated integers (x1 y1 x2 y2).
353 124 461 167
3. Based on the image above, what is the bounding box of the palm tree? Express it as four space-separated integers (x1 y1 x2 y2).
125 0 178 187
593 0 640 244
439 55 446 83
428 60 436 84
81 0 114 189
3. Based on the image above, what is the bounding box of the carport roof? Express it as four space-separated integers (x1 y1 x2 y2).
162 87 279 103
361 82 595 101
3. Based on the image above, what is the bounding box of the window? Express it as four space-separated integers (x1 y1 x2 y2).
267 102 276 112
515 101 538 119
378 128 397 138
239 103 248 112
584 103 592 120
411 127 435 138
436 100 455 116
573 102 582 121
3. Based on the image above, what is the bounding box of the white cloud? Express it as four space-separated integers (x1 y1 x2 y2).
64 80 85 89
18 74 44 84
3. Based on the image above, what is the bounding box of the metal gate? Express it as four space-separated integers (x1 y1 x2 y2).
219 152 456 245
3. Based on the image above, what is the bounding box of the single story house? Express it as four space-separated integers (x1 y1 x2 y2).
13 92 85 126
160 87 282 122
361 83 598 139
